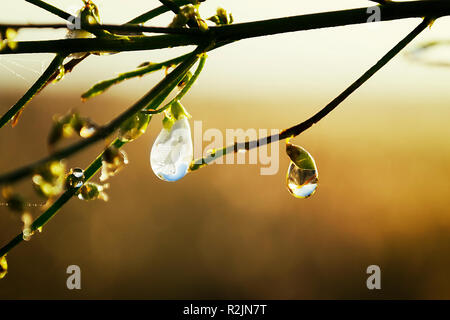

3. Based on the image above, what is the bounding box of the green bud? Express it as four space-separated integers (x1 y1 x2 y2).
208 7 233 25
162 113 175 130
170 100 191 121
0 255 7 280
32 161 66 198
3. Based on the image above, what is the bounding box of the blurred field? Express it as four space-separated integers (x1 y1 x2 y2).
1 0 450 299
0 81 449 299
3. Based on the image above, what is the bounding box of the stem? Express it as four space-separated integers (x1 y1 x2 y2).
0 1 200 127
190 18 432 170
158 0 198 28
144 53 207 114
2 1 448 55
126 0 198 25
0 139 125 258
0 57 194 257
0 44 210 185
0 24 204 36
81 52 192 100
0 53 66 128
25 0 72 22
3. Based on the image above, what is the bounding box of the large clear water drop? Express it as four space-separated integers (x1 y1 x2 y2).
150 117 193 182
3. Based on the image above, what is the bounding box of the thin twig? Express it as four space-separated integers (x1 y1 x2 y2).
0 48 204 256
0 53 67 128
0 44 210 185
190 18 433 170
127 0 200 25
0 139 125 258
25 0 72 21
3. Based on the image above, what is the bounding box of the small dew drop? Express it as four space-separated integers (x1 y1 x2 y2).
118 112 151 142
21 212 34 241
77 183 109 202
66 168 85 189
79 125 97 138
100 146 128 182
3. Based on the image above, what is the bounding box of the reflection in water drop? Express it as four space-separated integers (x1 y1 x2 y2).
150 117 193 182
285 141 318 199
66 168 85 189
286 162 318 198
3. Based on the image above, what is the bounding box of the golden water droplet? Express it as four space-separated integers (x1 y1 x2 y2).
79 125 97 138
21 212 34 241
119 112 151 142
100 146 128 182
65 168 85 189
77 183 109 201
285 141 318 199
0 255 7 280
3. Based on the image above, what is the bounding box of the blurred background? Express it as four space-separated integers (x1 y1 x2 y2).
0 0 449 299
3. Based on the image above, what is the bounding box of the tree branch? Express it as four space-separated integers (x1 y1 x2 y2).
0 43 210 185
25 0 72 22
191 17 433 170
1 1 448 55
0 53 66 128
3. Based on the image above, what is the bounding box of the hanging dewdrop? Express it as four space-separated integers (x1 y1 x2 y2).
285 139 319 199
65 168 86 189
78 182 109 201
150 100 193 182
118 111 151 142
100 145 129 181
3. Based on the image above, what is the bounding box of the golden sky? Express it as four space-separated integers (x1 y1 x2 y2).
1 0 449 103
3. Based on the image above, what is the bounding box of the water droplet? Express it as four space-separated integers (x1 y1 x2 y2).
119 112 151 142
79 125 97 138
100 146 128 182
66 168 85 189
78 183 109 201
0 255 7 280
285 141 318 199
21 212 34 241
150 117 193 182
